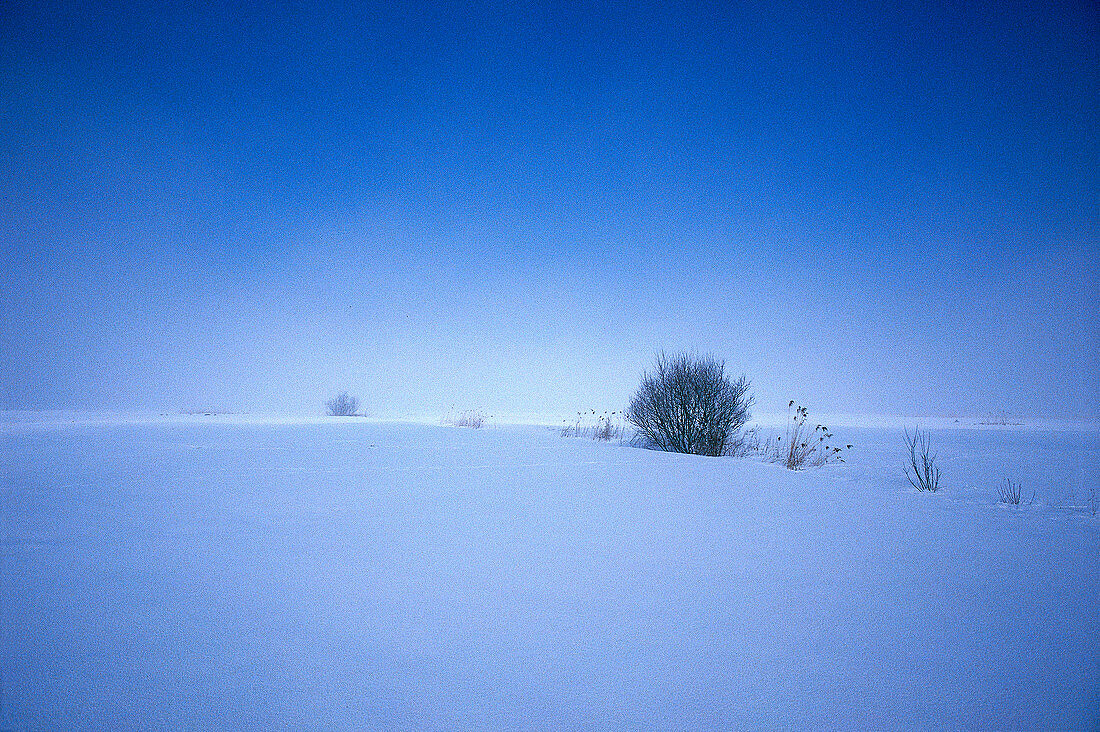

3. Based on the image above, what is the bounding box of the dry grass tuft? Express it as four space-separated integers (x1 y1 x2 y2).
760 402 849 469
561 410 626 441
998 477 1022 505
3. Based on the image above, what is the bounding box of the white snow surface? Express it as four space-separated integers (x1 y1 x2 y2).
2 416 1098 730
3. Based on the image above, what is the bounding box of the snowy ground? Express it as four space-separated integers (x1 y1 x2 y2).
1 416 1098 730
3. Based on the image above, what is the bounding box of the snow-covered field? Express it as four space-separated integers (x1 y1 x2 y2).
2 416 1098 730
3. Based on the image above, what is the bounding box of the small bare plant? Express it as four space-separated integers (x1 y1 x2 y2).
998 477 1022 505
904 427 941 492
325 391 359 416
765 402 850 469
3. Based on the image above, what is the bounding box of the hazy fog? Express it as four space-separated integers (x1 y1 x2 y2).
3 2 1097 419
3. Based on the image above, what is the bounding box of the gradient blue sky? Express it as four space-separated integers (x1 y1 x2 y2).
2 1 1097 419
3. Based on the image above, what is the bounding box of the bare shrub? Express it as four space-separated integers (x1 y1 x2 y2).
325 391 359 416
998 477 1022 505
904 427 941 492
453 410 486 428
764 402 850 469
626 352 753 457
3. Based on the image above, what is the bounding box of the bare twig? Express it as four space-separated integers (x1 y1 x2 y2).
904 427 940 492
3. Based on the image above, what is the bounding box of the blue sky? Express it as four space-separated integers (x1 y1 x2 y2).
2 1 1097 418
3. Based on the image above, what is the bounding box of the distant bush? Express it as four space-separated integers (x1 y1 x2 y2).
452 410 486 428
626 352 753 457
764 402 850 469
980 410 1022 426
904 427 941 492
325 391 359 417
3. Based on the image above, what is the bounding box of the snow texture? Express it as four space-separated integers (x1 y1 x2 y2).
1 416 1098 729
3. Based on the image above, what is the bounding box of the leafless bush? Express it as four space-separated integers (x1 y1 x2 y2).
998 477 1022 505
763 402 850 469
325 391 359 416
904 427 941 492
453 410 486 428
626 352 753 457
